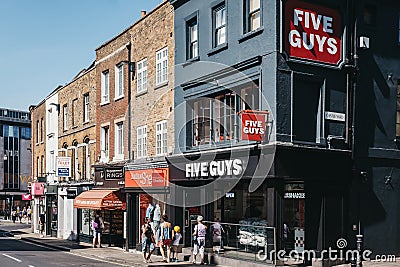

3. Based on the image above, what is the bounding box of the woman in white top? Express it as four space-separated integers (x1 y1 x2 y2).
192 215 207 265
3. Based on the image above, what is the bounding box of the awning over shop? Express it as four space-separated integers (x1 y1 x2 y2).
73 189 126 210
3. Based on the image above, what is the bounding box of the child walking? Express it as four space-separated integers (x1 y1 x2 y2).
172 225 182 262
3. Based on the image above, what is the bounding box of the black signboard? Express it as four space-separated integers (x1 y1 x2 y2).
104 168 124 180
66 189 77 199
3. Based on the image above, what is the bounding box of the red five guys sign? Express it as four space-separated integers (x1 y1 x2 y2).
284 0 342 66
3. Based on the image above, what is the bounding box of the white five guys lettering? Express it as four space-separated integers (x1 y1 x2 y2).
185 159 243 178
289 8 338 55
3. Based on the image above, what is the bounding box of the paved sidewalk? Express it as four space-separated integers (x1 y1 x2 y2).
0 219 214 266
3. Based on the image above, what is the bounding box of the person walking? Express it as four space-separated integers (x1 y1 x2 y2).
192 215 207 265
27 206 32 224
11 209 16 223
172 225 182 262
39 210 46 237
159 214 173 263
141 217 155 263
211 218 225 252
92 210 104 248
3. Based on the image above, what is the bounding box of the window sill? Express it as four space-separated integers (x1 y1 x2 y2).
207 43 228 56
155 81 168 90
40 141 44 144
239 27 264 43
72 125 78 129
100 101 110 106
183 56 200 67
83 120 90 125
114 95 124 101
136 90 148 97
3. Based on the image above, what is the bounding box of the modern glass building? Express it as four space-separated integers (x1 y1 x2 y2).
0 108 32 217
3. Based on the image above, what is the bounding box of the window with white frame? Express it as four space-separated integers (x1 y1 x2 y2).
40 118 44 142
36 120 39 143
187 18 198 59
100 125 109 159
101 70 110 104
156 120 167 155
72 99 77 127
115 63 124 99
115 122 124 158
137 125 147 158
156 47 168 85
245 0 261 33
137 58 148 94
63 104 68 130
192 80 260 146
84 93 90 122
213 4 226 47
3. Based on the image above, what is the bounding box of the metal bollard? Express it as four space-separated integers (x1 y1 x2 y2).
356 234 363 267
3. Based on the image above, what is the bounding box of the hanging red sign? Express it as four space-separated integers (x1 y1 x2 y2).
241 111 266 141
284 0 342 65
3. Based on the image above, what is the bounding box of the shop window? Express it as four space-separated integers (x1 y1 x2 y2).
292 76 324 143
192 80 259 146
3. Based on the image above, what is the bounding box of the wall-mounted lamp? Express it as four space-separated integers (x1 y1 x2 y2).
387 73 393 82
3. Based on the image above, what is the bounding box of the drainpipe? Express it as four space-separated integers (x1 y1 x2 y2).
126 43 132 161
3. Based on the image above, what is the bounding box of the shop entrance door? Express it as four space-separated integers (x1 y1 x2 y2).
282 184 305 253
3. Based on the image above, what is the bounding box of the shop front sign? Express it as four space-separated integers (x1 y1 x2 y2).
103 168 124 180
31 182 45 196
284 0 342 66
125 168 169 188
66 189 77 199
185 159 243 178
241 113 266 141
22 194 32 201
284 192 306 199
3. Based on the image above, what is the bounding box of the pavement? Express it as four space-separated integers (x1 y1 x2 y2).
1 218 400 267
0 218 210 267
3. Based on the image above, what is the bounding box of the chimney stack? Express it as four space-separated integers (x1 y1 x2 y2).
141 10 147 18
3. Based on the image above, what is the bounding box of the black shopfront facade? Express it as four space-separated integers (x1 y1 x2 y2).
76 164 126 247
166 144 352 256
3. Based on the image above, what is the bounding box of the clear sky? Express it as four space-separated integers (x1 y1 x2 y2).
0 0 162 112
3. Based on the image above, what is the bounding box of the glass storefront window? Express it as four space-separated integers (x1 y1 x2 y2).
80 209 94 236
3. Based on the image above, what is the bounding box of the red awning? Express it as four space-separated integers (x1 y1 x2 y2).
73 189 126 210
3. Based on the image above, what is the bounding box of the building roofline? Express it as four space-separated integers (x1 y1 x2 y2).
95 1 170 51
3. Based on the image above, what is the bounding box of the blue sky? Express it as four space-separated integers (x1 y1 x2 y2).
0 0 162 111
